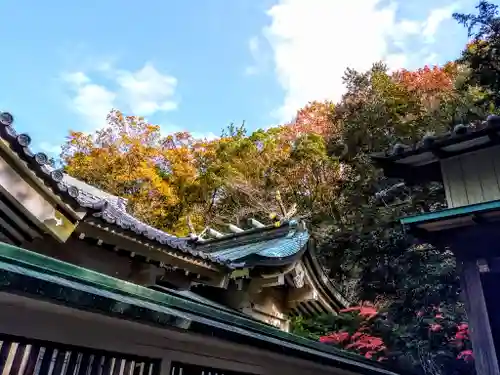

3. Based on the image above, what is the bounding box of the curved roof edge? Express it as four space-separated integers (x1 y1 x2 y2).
0 112 219 262
302 243 350 311
201 221 310 268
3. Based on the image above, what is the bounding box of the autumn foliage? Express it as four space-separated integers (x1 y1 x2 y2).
62 110 218 235
62 102 346 236
394 64 457 94
282 100 337 139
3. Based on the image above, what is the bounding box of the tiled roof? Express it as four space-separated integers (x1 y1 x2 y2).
0 112 203 255
209 227 309 265
0 241 402 375
370 115 500 182
0 111 309 269
194 220 310 267
0 112 105 210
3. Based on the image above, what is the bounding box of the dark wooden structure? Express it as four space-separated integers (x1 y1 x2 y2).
371 115 500 375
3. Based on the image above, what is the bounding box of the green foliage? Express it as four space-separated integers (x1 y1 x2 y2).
454 1 500 111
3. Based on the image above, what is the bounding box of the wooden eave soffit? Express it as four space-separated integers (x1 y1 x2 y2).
0 155 79 243
77 222 223 279
0 140 85 220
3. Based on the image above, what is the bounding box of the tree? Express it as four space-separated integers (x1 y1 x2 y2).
62 109 220 236
203 121 344 228
311 63 453 299
300 61 476 374
454 1 500 112
283 100 337 138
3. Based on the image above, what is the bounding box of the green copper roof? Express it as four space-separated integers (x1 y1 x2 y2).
0 242 400 375
197 221 310 267
400 199 500 225
210 231 309 263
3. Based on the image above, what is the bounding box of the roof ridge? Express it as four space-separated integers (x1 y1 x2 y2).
0 112 199 255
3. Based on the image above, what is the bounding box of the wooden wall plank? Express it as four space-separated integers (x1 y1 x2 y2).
462 153 484 205
478 147 500 202
440 158 454 208
441 158 469 207
441 146 500 207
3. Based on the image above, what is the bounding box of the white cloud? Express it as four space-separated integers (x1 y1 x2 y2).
62 72 116 128
423 4 459 42
261 0 459 122
245 36 262 75
191 131 218 141
62 72 90 86
114 64 178 116
62 63 178 129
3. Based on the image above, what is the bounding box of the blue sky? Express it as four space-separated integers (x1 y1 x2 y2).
0 0 491 156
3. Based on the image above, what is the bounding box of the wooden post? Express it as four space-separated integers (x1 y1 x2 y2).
461 260 500 375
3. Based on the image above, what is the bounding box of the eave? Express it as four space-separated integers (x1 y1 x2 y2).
235 244 308 268
0 128 86 221
302 244 350 310
400 200 500 258
285 249 349 317
401 199 500 230
196 220 310 268
370 115 500 183
79 220 224 276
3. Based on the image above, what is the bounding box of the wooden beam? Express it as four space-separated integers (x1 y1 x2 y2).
248 275 285 293
287 286 317 305
128 261 164 286
79 222 222 279
461 260 500 375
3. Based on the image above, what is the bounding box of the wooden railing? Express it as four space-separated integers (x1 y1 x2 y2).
0 334 160 375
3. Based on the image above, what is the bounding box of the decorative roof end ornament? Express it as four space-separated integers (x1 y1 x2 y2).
186 215 199 240
207 227 224 238
248 218 265 228
228 224 244 233
453 123 469 135
375 182 412 208
0 112 14 126
487 114 500 128
270 190 298 227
